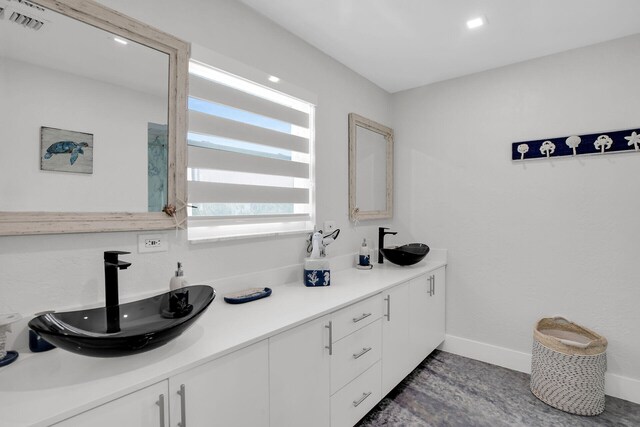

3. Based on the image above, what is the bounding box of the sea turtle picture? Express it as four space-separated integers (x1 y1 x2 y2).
40 127 93 174
43 141 89 165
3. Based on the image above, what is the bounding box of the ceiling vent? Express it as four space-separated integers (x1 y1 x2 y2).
9 0 45 13
2 0 47 29
9 10 43 30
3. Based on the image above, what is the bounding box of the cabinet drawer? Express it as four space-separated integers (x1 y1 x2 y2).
53 381 169 427
330 361 381 427
331 295 382 342
331 319 381 394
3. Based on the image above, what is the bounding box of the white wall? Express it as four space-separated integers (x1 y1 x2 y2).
0 0 391 322
392 34 640 383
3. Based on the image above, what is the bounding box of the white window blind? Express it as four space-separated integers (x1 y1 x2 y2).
187 60 315 242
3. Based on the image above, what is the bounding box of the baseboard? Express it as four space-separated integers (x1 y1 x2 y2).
604 372 640 405
439 334 532 374
440 334 640 405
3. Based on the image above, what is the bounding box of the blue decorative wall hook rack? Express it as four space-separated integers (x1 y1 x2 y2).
512 127 640 161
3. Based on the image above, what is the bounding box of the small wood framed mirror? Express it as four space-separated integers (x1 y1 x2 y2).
348 113 393 221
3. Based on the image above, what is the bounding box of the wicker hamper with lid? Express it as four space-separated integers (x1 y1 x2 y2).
530 317 607 416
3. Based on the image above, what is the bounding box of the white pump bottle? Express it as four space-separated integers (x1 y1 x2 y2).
169 262 188 290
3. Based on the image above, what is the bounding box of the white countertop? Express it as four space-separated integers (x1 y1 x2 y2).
0 254 446 426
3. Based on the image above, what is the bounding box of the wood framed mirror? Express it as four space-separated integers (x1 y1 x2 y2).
0 0 189 235
348 113 393 221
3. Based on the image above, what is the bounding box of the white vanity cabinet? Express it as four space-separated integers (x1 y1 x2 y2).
168 339 269 427
381 280 411 396
330 360 381 427
269 314 332 427
329 297 383 427
269 294 383 427
54 341 269 427
382 267 446 396
53 381 169 427
27 262 447 427
408 267 446 368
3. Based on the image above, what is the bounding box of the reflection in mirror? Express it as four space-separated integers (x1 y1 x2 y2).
0 0 189 235
0 0 169 213
348 113 393 221
355 126 387 212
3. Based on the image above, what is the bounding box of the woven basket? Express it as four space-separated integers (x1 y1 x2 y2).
530 317 607 416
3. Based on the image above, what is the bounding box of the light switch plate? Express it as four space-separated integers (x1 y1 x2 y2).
138 233 168 253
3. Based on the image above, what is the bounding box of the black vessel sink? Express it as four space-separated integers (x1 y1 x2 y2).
28 285 215 357
381 243 430 266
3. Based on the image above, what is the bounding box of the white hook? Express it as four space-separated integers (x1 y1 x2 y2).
540 141 556 158
517 143 529 160
594 135 612 154
565 135 581 156
624 131 640 151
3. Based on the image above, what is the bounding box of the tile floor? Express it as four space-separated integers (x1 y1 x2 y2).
356 350 640 427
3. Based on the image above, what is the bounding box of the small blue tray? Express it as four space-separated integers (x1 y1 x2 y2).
224 287 272 304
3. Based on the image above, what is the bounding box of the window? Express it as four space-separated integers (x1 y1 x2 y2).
187 60 315 242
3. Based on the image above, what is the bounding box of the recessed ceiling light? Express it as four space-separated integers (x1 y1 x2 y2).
268 75 280 83
113 37 128 45
466 17 484 30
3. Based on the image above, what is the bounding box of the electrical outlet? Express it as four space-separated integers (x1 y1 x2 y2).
138 233 168 253
146 238 162 248
323 220 336 233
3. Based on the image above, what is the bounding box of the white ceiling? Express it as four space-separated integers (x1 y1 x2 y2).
238 0 640 93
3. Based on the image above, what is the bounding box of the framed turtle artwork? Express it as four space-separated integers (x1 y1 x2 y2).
40 126 94 174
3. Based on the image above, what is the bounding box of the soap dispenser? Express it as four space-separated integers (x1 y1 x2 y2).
359 238 370 267
170 262 188 290
169 262 190 314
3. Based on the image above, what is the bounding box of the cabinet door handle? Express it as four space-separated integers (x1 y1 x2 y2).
325 321 333 355
432 274 436 296
177 384 187 427
353 391 372 407
384 295 391 321
353 312 372 323
155 394 165 427
353 347 372 359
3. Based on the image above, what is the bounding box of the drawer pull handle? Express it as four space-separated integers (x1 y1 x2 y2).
352 312 372 323
353 391 372 407
325 321 333 355
156 394 166 427
177 384 187 427
353 347 372 359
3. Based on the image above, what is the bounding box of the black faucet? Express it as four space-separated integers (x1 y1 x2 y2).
378 227 398 264
104 251 132 307
104 251 131 334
